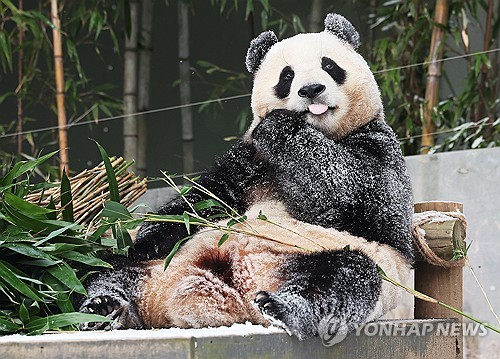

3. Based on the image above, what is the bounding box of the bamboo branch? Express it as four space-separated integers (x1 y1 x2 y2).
379 269 500 334
50 0 69 174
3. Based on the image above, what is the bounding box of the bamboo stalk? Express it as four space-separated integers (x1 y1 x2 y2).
178 0 194 177
421 0 449 153
16 0 24 155
308 0 324 32
137 0 154 178
476 0 494 128
27 157 146 225
123 0 139 169
50 0 69 174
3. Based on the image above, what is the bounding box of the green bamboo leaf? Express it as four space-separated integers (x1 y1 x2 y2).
115 223 133 251
46 197 57 220
101 201 133 220
193 199 223 212
38 222 80 244
257 211 267 221
19 301 30 324
1 150 58 187
3 192 55 218
60 170 74 222
25 313 111 333
59 252 112 268
244 0 254 20
0 317 20 334
183 212 191 235
0 260 41 301
46 264 86 295
0 31 13 71
164 236 192 270
92 140 119 202
218 233 230 247
2 243 58 264
0 91 13 105
179 185 192 196
2 202 76 235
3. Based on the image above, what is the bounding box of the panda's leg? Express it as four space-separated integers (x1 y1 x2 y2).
140 249 266 328
253 249 382 340
77 259 150 330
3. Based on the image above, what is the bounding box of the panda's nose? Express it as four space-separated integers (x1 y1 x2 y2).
298 84 326 98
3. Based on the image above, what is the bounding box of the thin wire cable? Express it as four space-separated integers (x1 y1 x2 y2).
0 94 251 139
372 48 500 74
0 48 498 140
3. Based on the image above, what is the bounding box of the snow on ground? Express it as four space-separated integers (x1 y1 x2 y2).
0 323 285 343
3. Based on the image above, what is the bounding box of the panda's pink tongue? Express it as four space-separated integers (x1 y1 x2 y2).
308 104 328 115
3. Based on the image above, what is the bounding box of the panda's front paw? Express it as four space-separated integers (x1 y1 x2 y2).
79 294 143 330
252 110 305 159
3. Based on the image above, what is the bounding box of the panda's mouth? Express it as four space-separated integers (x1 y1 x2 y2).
306 104 336 116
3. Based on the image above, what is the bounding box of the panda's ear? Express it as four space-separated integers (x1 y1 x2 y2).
245 30 278 73
324 13 361 50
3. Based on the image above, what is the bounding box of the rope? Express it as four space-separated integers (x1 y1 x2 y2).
1 48 498 141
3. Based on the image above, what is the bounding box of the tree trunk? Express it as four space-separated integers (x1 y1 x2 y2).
421 0 449 154
50 0 69 174
123 0 139 169
137 0 154 178
16 0 24 155
178 0 194 176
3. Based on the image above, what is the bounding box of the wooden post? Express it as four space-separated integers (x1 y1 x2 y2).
50 0 69 175
414 201 463 359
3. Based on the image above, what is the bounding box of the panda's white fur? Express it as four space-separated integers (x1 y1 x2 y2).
137 201 410 329
246 32 383 141
79 13 413 340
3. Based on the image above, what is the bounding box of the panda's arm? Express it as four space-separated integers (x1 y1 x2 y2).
130 140 266 261
252 110 413 259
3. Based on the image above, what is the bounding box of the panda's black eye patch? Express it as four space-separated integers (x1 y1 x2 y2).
274 66 295 99
321 57 346 85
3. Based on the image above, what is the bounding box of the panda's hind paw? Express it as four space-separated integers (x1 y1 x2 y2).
79 294 142 330
254 291 293 334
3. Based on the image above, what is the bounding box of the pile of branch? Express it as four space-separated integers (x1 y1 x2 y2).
25 157 147 225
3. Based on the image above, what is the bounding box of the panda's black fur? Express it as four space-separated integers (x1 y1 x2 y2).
78 14 413 340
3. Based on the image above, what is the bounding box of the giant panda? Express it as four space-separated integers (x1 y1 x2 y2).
78 13 413 340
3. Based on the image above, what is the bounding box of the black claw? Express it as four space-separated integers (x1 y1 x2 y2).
255 291 271 305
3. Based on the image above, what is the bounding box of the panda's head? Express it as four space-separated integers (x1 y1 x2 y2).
244 13 383 140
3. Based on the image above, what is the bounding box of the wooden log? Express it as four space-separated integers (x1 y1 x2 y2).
419 216 466 261
413 201 464 359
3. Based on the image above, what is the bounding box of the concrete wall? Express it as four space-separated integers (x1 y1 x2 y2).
0 320 459 359
405 147 500 358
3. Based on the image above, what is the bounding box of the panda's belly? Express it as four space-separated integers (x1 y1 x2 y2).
137 200 411 328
